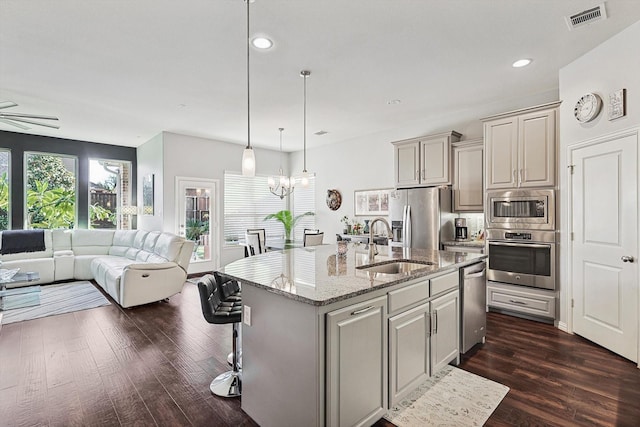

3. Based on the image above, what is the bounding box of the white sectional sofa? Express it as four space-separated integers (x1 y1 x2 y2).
0 229 195 308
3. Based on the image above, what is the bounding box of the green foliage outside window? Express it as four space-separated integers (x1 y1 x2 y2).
0 172 8 230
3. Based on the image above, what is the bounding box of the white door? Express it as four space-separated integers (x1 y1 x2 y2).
571 131 638 362
176 177 219 273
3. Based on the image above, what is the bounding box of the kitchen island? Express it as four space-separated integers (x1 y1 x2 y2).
221 243 486 427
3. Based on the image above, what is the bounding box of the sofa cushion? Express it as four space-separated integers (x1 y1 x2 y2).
135 250 153 262
0 258 55 284
110 230 138 257
154 233 184 262
143 232 161 252
72 230 114 255
133 230 149 249
52 229 72 251
74 255 103 280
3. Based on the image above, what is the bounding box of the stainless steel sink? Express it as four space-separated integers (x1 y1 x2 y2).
357 260 434 275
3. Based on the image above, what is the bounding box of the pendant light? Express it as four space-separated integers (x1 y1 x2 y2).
241 0 256 176
268 127 295 199
300 70 311 187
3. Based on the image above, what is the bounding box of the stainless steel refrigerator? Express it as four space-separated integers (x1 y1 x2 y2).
389 187 455 250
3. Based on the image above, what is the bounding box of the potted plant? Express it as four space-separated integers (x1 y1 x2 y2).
264 210 315 242
341 215 351 234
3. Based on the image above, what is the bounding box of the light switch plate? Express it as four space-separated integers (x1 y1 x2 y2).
243 305 252 326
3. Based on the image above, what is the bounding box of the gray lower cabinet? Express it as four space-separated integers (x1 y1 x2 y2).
326 295 388 427
389 302 431 406
430 290 460 373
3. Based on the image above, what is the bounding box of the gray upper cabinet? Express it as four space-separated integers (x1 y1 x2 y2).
393 131 462 188
452 139 484 212
483 102 560 190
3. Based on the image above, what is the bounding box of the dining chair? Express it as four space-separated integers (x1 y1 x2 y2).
303 232 324 246
245 232 264 256
246 228 266 252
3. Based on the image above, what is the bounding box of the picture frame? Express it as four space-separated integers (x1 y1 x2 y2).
142 174 154 215
354 188 391 216
608 88 626 121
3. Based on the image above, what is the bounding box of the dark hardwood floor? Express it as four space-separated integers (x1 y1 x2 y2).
1 280 639 426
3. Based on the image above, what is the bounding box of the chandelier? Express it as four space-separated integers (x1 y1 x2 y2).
268 127 295 199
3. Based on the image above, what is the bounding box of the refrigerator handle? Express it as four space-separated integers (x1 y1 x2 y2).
405 205 412 248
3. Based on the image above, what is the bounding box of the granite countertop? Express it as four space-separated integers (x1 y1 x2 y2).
442 240 486 248
221 243 486 306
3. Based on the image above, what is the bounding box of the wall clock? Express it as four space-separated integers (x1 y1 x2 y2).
326 189 342 211
574 93 602 123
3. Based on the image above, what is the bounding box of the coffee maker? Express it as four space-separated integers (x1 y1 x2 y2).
455 218 468 241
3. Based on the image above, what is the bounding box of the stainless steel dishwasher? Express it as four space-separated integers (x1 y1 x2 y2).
461 260 487 353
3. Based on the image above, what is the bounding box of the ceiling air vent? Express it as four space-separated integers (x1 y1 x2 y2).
565 3 608 30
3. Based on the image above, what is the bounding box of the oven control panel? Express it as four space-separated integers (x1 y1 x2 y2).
504 232 532 240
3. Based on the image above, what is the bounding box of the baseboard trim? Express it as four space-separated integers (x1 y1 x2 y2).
557 321 568 333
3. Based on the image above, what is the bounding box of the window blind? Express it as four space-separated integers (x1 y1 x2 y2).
224 172 286 244
224 172 316 245
291 175 316 240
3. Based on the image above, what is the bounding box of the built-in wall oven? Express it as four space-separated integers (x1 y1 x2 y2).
486 189 555 230
486 229 557 290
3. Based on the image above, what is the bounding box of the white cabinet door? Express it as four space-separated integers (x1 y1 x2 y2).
485 116 518 189
326 296 388 427
453 142 483 211
518 109 556 188
421 136 451 185
388 302 430 407
394 140 420 187
430 290 460 373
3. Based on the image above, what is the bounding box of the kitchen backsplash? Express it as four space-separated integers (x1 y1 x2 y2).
453 213 485 239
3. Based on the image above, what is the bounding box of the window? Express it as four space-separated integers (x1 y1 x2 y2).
0 150 10 230
224 173 286 245
291 175 316 240
25 152 77 229
89 159 133 229
223 172 317 246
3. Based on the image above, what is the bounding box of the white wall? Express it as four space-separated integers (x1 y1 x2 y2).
140 131 285 271
290 91 558 238
137 132 164 231
558 20 640 327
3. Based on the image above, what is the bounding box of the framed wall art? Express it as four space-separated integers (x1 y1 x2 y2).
354 188 391 216
142 174 154 215
608 88 626 121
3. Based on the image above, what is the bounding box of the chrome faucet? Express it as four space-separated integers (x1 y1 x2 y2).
368 217 392 259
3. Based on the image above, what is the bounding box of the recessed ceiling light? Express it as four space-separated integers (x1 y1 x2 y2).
387 99 402 105
512 59 532 68
251 37 273 49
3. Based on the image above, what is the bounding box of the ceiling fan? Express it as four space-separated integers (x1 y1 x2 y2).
0 101 59 130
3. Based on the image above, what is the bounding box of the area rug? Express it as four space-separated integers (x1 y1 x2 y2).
385 365 509 427
1 281 110 325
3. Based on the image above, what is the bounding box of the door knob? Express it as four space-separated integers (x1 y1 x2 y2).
621 255 635 263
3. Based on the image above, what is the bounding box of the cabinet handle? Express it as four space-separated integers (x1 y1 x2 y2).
351 306 375 316
416 170 420 180
509 299 527 305
519 169 523 184
422 169 425 180
512 169 517 184
431 311 438 335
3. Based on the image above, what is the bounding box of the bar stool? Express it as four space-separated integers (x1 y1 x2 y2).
197 273 242 397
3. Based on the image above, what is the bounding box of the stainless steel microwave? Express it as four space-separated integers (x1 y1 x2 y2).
486 189 555 230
